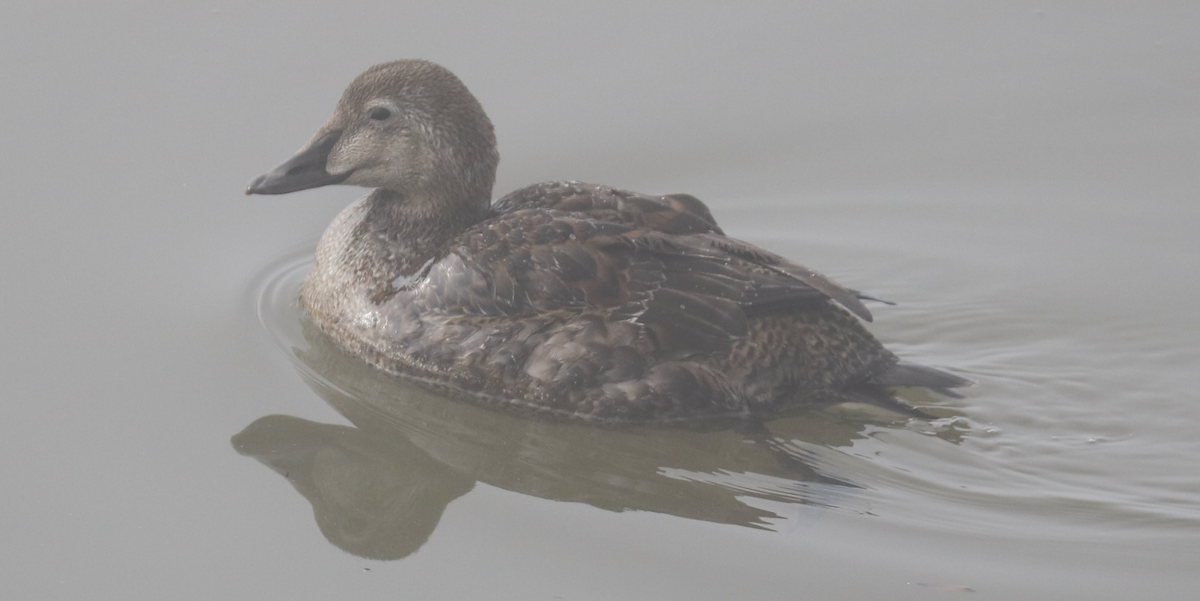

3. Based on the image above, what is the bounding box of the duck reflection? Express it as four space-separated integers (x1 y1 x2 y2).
233 319 962 560
232 414 472 560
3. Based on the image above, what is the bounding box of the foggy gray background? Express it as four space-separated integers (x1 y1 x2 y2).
2 2 1198 599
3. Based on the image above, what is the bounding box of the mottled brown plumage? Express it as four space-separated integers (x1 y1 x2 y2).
247 60 968 423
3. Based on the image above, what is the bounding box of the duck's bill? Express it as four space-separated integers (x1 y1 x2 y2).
245 129 352 195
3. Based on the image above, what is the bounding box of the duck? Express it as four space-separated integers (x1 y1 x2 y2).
247 59 968 424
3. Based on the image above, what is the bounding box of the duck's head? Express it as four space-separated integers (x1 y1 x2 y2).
247 60 498 213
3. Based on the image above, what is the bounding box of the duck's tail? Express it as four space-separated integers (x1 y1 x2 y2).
835 361 973 418
871 361 973 398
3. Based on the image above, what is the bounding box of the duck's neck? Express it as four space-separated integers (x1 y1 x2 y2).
359 188 490 275
302 188 491 318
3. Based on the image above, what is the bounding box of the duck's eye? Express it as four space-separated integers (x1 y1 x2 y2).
369 107 391 121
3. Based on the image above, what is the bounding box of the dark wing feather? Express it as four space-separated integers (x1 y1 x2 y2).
414 208 655 317
417 181 875 359
624 230 875 321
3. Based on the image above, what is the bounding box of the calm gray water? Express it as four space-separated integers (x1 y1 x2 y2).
3 2 1199 599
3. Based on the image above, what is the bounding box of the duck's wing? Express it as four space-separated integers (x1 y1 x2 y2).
412 208 650 318
497 182 877 320
414 182 873 357
632 230 875 322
